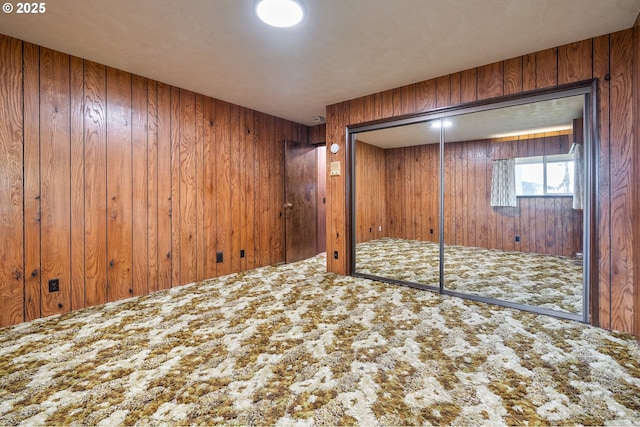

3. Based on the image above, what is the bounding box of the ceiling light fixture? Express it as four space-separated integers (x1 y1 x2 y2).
431 120 452 129
256 0 304 28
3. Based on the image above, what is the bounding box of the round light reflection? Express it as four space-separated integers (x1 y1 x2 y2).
256 0 304 28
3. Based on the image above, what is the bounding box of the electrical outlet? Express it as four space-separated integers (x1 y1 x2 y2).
430 228 434 234
369 227 372 233
48 278 59 293
333 251 339 260
378 226 382 231
216 252 223 263
515 235 521 242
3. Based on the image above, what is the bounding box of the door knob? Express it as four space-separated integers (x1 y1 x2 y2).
284 202 293 208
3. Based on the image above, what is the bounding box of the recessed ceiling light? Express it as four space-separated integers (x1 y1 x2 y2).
431 120 452 129
256 0 304 28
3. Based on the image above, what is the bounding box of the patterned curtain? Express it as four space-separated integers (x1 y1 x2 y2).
573 143 584 210
490 158 517 207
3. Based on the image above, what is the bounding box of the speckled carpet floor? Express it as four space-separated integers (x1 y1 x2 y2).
1 255 639 426
355 238 583 314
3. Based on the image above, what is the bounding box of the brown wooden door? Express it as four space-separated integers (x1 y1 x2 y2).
284 140 317 263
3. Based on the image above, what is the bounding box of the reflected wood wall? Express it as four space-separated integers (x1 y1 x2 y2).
330 30 638 336
355 140 386 243
0 34 308 327
357 134 583 258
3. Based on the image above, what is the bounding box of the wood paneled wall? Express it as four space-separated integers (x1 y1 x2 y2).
356 134 583 258
355 140 387 243
328 30 638 337
633 15 640 339
0 34 308 327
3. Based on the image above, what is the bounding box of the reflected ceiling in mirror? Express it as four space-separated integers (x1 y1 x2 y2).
357 95 584 149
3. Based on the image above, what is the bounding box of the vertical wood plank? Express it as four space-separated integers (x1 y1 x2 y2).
608 30 634 332
203 97 217 277
40 48 71 316
170 86 181 286
558 39 593 85
415 79 436 112
230 104 242 273
436 75 451 108
70 56 85 311
401 83 416 115
0 35 24 326
179 89 197 284
273 118 285 264
450 72 461 106
131 75 148 296
593 34 611 328
195 94 206 279
106 67 133 301
23 42 41 322
83 60 107 306
244 109 256 269
147 81 160 292
460 69 477 104
536 47 558 89
256 112 267 267
504 57 523 95
156 82 172 290
477 62 504 100
523 53 537 92
392 88 403 116
216 100 232 275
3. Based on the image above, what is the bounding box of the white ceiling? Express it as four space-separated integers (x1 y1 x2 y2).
0 0 638 126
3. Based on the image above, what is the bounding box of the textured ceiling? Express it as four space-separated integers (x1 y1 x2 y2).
0 0 638 126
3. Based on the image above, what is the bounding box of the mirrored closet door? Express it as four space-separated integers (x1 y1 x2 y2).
350 84 593 322
353 121 441 290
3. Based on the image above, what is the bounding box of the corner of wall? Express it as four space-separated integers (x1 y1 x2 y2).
633 12 640 339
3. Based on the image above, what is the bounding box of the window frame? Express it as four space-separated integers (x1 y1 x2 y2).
515 153 575 197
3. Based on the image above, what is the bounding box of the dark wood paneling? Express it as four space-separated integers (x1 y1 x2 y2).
504 57 523 95
40 48 71 317
156 82 172 291
83 60 107 307
355 141 386 243
106 67 133 302
179 89 198 284
361 133 583 257
309 124 326 145
0 34 309 328
436 75 451 108
70 56 85 311
0 35 24 326
328 29 639 337
230 104 242 274
215 100 232 275
558 39 593 85
634 15 640 338
203 97 217 278
608 30 634 333
477 62 503 100
132 75 148 296
461 69 476 104
147 81 159 292
23 42 40 321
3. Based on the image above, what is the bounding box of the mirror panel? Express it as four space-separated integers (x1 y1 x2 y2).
350 86 591 321
353 121 440 288
442 96 585 316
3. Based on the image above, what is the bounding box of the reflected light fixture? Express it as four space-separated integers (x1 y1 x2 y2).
431 120 452 129
256 0 304 28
